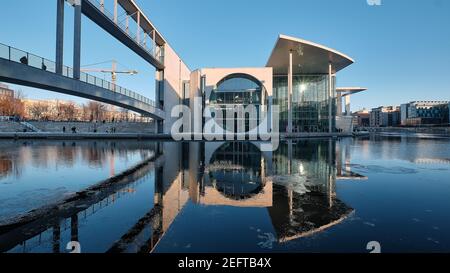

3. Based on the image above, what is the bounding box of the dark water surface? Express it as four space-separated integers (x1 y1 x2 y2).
1 136 450 253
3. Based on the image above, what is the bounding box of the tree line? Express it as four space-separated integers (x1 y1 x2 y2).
0 92 150 123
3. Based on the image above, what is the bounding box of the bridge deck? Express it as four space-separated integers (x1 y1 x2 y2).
0 43 165 120
82 0 165 70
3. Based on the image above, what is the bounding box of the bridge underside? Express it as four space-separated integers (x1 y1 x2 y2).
0 58 165 120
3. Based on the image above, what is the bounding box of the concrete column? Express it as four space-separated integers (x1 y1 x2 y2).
345 95 351 116
71 214 79 242
73 1 82 80
126 16 129 35
154 119 158 134
100 0 104 12
113 0 118 23
155 70 164 109
345 140 351 173
328 63 333 133
336 142 342 176
268 96 273 134
154 166 164 204
337 92 342 117
287 51 293 134
287 140 292 175
288 189 293 220
52 223 61 253
328 139 334 207
56 0 64 75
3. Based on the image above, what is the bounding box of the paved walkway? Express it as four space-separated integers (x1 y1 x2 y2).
0 132 171 140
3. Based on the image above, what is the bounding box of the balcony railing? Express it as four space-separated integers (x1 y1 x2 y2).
0 42 158 109
86 0 164 64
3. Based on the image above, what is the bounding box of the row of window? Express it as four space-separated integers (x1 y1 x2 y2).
274 75 335 132
198 74 337 133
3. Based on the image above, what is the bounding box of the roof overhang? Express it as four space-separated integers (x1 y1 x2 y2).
336 87 367 97
266 34 354 75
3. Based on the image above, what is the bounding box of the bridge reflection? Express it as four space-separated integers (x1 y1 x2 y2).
1 139 366 253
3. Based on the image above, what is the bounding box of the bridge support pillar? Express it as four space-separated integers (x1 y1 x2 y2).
73 0 82 80
157 120 164 134
56 0 65 75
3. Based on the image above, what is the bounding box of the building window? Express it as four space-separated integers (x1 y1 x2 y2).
209 74 267 133
273 75 335 133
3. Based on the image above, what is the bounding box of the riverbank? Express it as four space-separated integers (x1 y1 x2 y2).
365 126 450 135
0 132 354 140
0 132 171 140
0 121 156 134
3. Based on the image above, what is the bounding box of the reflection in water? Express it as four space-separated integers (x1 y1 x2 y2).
2 136 449 253
0 141 158 223
0 139 364 253
207 143 265 201
0 140 156 181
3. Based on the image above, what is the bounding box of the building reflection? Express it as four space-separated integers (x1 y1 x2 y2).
146 140 358 249
0 140 157 181
336 138 368 180
1 139 366 253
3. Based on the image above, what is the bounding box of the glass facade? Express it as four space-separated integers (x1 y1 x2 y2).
208 142 263 200
273 75 336 133
209 74 266 132
272 140 335 192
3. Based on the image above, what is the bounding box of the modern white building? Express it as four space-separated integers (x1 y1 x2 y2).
162 34 365 136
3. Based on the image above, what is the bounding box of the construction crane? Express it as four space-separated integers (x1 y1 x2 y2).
81 60 138 86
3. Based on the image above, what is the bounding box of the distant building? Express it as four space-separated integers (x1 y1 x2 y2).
400 101 449 126
0 83 14 99
370 106 400 127
352 109 370 127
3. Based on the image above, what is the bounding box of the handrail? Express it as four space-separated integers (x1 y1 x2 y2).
0 42 159 110
86 0 164 64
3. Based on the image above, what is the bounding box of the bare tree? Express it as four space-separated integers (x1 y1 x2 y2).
85 101 107 122
58 101 77 121
120 108 130 122
28 102 49 120
0 89 26 118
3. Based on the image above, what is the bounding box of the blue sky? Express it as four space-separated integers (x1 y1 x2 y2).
1 0 449 110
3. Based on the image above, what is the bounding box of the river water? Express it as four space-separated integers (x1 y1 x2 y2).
1 135 450 253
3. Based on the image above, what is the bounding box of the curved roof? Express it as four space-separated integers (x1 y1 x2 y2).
266 34 355 75
336 87 367 92
337 87 368 97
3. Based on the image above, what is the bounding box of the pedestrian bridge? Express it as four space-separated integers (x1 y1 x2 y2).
0 43 165 120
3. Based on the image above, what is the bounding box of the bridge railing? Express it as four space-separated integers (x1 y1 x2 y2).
0 42 157 109
86 0 164 64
